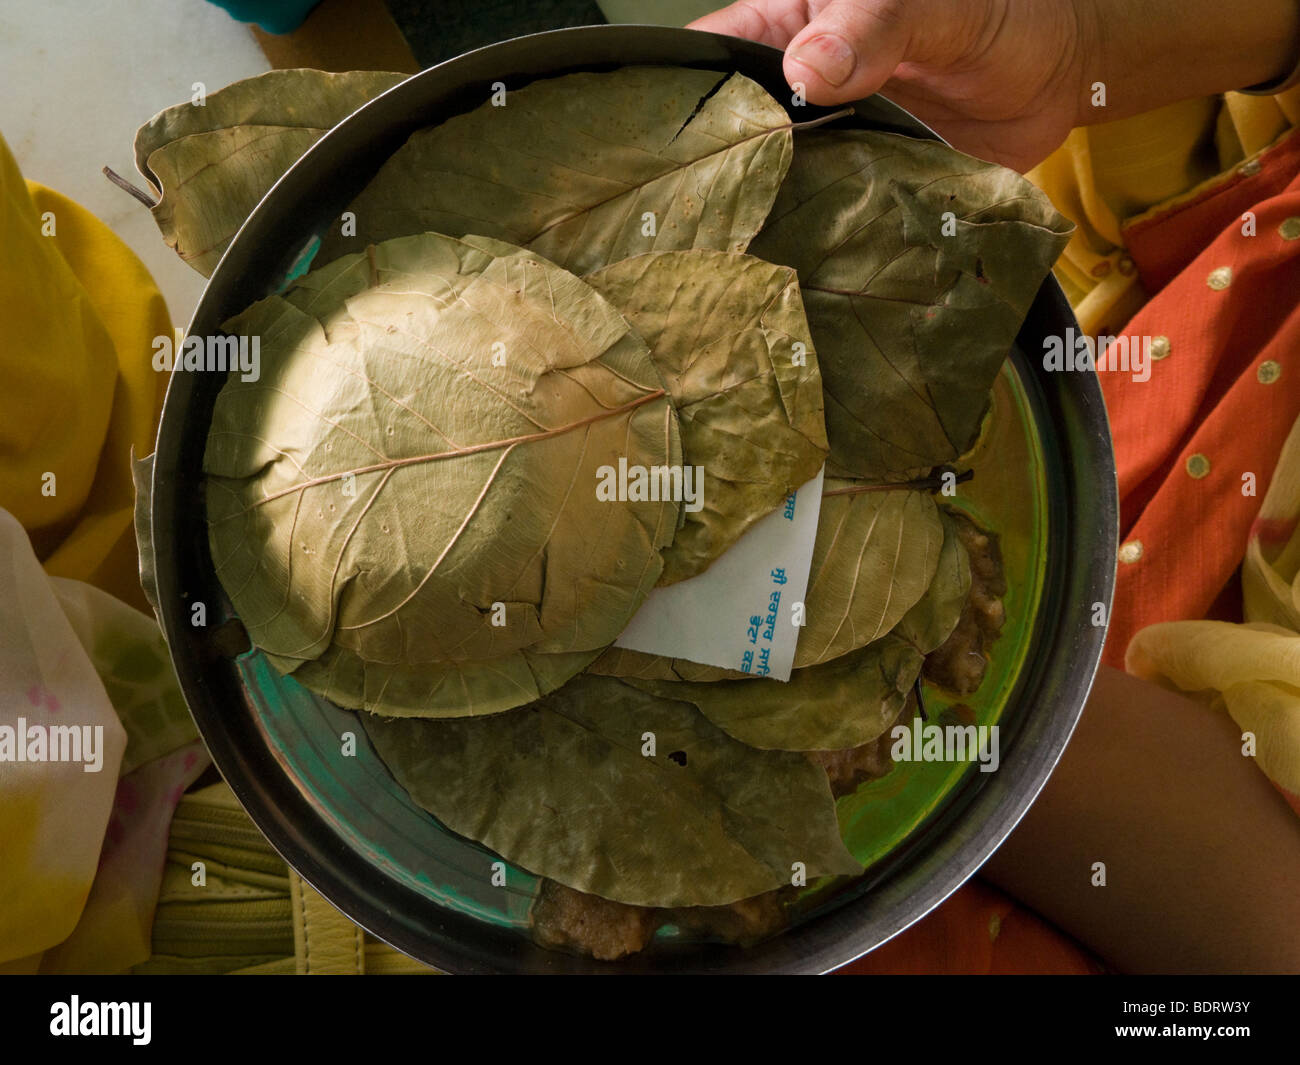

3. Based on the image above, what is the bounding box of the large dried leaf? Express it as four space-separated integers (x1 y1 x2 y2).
135 69 407 276
205 232 680 718
320 67 794 274
134 68 407 179
626 635 922 751
362 674 861 907
795 482 944 668
586 250 827 583
893 508 972 655
749 129 1072 479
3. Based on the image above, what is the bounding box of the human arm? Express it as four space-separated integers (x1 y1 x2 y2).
689 0 1300 170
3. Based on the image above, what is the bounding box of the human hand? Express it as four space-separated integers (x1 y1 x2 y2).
689 0 1099 171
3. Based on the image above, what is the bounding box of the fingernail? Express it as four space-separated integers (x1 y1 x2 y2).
786 33 856 88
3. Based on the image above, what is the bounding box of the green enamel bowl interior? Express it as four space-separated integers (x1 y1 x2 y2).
836 361 1046 867
786 354 1047 925
151 25 1114 974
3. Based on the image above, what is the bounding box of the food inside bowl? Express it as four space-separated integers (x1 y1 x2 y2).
140 64 1069 960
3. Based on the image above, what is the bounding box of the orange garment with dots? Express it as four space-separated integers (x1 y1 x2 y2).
1103 125 1300 668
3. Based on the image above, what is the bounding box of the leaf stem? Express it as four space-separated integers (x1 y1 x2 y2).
102 166 158 208
914 675 929 722
789 106 856 132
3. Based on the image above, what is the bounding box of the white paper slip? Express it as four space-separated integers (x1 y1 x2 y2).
614 466 825 681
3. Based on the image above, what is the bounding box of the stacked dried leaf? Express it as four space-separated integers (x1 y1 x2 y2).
749 128 1073 480
129 63 1069 959
363 674 860 908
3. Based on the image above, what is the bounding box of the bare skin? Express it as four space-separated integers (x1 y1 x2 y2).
690 0 1300 170
691 0 1300 970
984 666 1300 974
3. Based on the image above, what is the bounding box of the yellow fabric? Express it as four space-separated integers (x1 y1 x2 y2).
1027 86 1300 336
290 871 364 974
1127 414 1300 800
0 508 128 967
0 130 205 975
290 869 443 974
135 783 296 974
0 133 171 615
136 781 437 974
364 938 442 974
0 506 204 973
2 120 432 977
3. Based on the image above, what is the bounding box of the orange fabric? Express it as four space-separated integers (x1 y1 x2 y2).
1102 125 1300 669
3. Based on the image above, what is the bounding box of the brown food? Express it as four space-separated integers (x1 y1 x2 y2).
668 888 794 945
529 879 797 959
530 878 796 960
807 691 912 798
922 511 1006 694
529 879 660 961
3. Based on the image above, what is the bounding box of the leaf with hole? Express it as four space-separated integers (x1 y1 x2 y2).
361 673 861 907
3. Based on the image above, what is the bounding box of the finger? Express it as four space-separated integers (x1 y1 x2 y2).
783 0 914 105
687 1 810 50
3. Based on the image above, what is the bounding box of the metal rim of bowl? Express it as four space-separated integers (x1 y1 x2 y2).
148 24 1118 974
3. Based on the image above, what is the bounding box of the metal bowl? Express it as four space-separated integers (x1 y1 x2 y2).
147 24 1117 973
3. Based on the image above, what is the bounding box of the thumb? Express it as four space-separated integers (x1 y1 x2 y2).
783 0 915 105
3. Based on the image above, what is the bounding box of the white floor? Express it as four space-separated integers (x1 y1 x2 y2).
0 0 271 326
